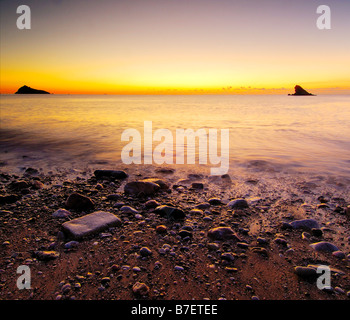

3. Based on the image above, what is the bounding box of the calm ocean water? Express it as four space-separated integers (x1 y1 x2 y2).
1 94 350 179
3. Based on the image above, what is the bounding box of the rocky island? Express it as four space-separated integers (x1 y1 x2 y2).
288 85 315 96
15 85 50 94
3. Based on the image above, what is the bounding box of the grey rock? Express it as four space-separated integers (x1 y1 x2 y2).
34 250 60 261
120 206 138 214
332 251 346 259
227 198 249 209
208 198 223 205
310 241 339 252
154 205 185 220
94 170 128 180
62 211 121 239
208 227 241 241
140 247 152 257
124 181 160 196
289 218 320 230
65 193 94 211
53 208 71 218
294 266 318 278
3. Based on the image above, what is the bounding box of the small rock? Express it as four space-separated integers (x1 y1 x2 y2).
289 218 320 230
310 241 339 252
208 227 241 241
34 251 60 261
174 265 184 271
145 200 160 208
94 170 128 180
107 194 120 201
332 251 345 259
124 181 160 196
195 203 210 210
154 205 185 220
64 241 79 249
227 198 249 209
120 206 138 214
140 247 152 257
155 225 167 234
179 229 192 238
132 282 150 296
65 193 94 211
191 182 204 190
207 243 220 250
53 208 71 218
221 252 236 262
61 283 71 294
208 198 223 205
189 209 203 215
294 266 317 279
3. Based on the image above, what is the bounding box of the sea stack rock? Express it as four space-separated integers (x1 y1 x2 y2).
15 85 50 94
288 85 315 96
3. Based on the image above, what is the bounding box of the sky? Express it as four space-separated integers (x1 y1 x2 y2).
0 0 349 94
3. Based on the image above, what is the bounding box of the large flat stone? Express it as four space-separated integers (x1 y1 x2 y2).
62 211 121 239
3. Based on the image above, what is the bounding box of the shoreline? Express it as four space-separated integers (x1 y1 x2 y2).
0 164 349 300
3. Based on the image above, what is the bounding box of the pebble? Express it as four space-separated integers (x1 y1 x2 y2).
289 218 320 230
294 266 317 279
174 265 184 271
64 241 79 249
34 250 60 261
227 198 249 209
120 206 138 214
332 251 345 259
208 198 222 205
310 241 339 252
256 237 268 245
132 282 150 296
208 227 241 241
155 225 167 234
203 216 213 222
52 208 71 218
144 200 160 208
189 209 203 215
195 203 210 210
124 181 160 196
65 193 94 211
61 283 71 294
154 205 185 220
140 247 152 257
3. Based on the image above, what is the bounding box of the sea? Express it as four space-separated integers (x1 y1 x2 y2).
1 94 350 183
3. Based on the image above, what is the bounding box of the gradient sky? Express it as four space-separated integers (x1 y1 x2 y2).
1 0 349 94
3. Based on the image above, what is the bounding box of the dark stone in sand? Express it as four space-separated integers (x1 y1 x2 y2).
145 199 160 208
65 193 95 211
310 241 339 252
0 194 20 204
132 282 149 296
288 85 315 96
227 198 249 209
154 205 185 220
191 182 204 190
140 247 153 257
94 170 128 180
294 266 318 279
289 218 320 230
62 211 121 239
139 178 169 190
34 250 60 261
179 229 193 238
208 198 223 205
9 180 30 190
124 181 160 196
15 85 50 94
23 167 39 176
208 227 241 241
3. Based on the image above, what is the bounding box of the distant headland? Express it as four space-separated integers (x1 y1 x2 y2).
288 85 315 96
15 85 51 94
